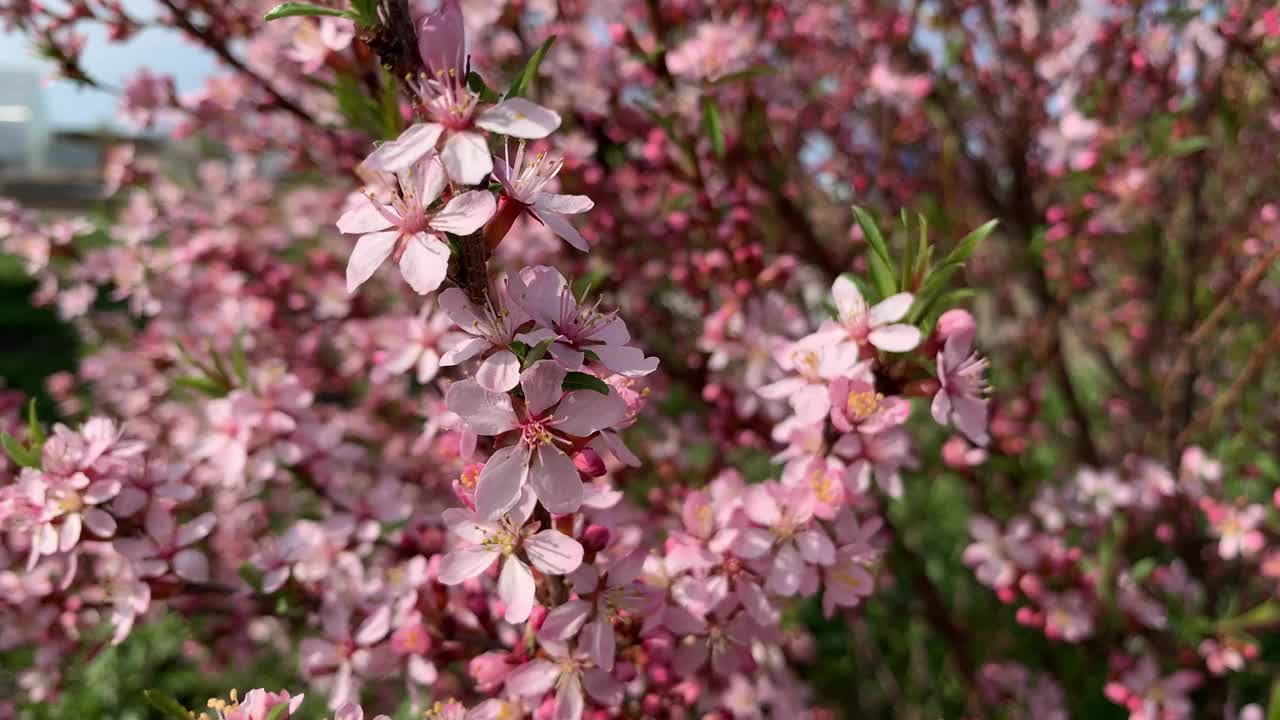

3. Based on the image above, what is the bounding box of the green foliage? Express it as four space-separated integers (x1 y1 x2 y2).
505 35 557 99
561 371 610 395
263 2 359 23
701 97 726 159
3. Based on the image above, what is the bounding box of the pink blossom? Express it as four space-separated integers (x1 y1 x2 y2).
492 144 594 251
437 489 583 623
337 158 495 295
115 503 216 582
931 326 990 446
438 286 530 392
504 637 623 720
829 276 921 352
508 266 658 377
759 329 859 424
447 361 627 517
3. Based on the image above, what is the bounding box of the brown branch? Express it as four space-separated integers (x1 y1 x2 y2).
1175 322 1280 448
156 0 319 126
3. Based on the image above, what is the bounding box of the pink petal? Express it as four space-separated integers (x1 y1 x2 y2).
506 659 561 697
346 230 399 293
736 578 779 625
758 376 806 400
551 389 627 437
144 503 175 543
173 548 210 582
607 549 648 587
539 599 592 641
82 507 117 538
499 557 535 623
520 360 567 417
797 529 836 565
337 197 395 234
415 0 466 77
869 292 914 325
536 193 593 215
431 190 497 235
524 530 583 575
441 131 492 186
554 673 584 720
580 612 616 671
398 233 450 295
533 209 589 251
744 485 782 526
474 98 562 139
362 122 443 173
528 446 582 515
59 513 83 551
931 389 953 426
177 512 216 547
354 605 391 645
476 350 521 392
441 335 489 366
475 445 530 519
582 668 623 707
766 543 805 596
589 343 659 377
831 275 868 323
445 379 518 435
868 324 922 352
437 546 500 584
439 287 484 329
547 342 585 370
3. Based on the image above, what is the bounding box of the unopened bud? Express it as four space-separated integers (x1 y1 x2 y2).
573 447 607 477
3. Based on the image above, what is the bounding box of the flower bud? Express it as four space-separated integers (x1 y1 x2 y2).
581 524 612 554
936 309 976 341
573 448 607 477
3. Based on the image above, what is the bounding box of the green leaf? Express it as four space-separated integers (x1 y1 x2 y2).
333 74 384 137
1 431 39 469
701 96 726 159
562 371 610 395
26 398 46 448
867 249 897 300
1168 135 1208 157
348 0 378 25
172 375 229 398
522 339 555 369
467 71 502 104
506 35 557 98
941 218 998 267
264 2 354 21
143 689 192 720
238 562 264 592
852 206 893 268
231 332 250 387
266 703 290 720
509 340 531 361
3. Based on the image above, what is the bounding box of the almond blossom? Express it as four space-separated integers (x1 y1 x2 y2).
437 489 584 624
932 318 991 446
446 360 627 517
508 266 658 377
504 636 623 720
438 286 530 392
828 276 922 352
492 144 594 251
758 329 859 424
337 158 495 295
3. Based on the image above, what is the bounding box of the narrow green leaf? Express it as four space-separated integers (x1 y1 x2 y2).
867 249 897 300
562 371 610 395
1168 135 1208 157
172 376 229 398
701 96 726 159
2 432 39 469
26 398 46 447
509 340 531 361
506 35 557 98
467 71 501 104
852 206 893 268
143 689 192 720
266 703 290 720
522 339 555 369
941 218 999 267
207 341 233 386
264 2 353 21
900 213 917 292
231 332 250 387
238 562 264 592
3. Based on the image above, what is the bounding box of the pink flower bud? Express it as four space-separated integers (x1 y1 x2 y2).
469 651 513 689
529 604 549 631
573 448 607 477
581 524 611 553
644 632 675 662
936 309 976 341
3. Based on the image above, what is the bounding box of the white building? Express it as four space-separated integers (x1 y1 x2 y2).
0 67 49 171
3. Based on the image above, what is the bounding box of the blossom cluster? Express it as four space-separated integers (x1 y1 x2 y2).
1 0 1279 718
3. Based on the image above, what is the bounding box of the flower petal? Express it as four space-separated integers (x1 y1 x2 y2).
475 98 562 139
441 132 493 186
476 350 521 392
551 389 627 437
361 122 443 173
475 445 530 519
869 292 914 325
437 547 500 584
337 197 394 234
431 190 497 235
524 530 583 575
529 446 583 515
868 324 922 353
345 231 398 293
521 360 567 417
397 233 450 295
445 379 518 435
499 556 536 624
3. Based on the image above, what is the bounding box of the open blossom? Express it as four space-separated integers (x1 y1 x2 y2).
446 360 627 518
509 266 658 377
932 321 990 446
438 286 530 392
360 0 560 184
735 482 835 597
1204 501 1266 560
539 549 651 671
759 329 859 424
115 503 216 582
371 301 453 384
505 636 624 720
963 516 1038 589
437 489 583 623
828 368 911 435
827 276 921 352
1104 657 1201 720
492 144 594 251
205 689 307 720
337 158 495 295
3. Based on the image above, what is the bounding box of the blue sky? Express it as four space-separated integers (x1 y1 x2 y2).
0 1 216 130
